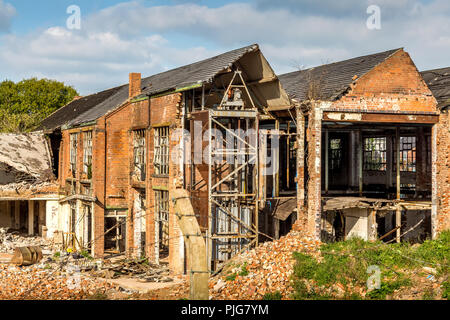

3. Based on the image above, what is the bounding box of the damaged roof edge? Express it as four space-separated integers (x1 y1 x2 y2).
58 44 260 129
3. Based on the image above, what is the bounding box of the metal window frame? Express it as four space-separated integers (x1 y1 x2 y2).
133 129 147 180
363 136 387 171
154 126 169 175
69 133 78 174
83 131 93 175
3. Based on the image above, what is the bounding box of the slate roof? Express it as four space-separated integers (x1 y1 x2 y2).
40 44 259 130
278 48 401 101
421 67 450 110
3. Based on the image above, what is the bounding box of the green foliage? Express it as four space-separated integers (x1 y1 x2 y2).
366 277 411 300
291 232 449 300
0 78 78 132
239 263 249 277
80 250 94 260
225 273 237 282
262 291 282 300
442 281 450 300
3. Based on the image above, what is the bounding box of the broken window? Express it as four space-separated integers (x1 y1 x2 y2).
83 131 93 178
154 126 169 175
69 133 78 175
400 136 416 172
330 138 342 170
155 190 169 252
363 137 387 171
133 129 146 181
393 136 417 172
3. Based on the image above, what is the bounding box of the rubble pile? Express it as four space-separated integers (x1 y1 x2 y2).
0 227 52 254
0 264 118 300
94 258 174 283
209 231 321 300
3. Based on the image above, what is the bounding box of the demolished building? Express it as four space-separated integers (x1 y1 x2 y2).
36 44 450 273
0 133 59 238
279 48 448 244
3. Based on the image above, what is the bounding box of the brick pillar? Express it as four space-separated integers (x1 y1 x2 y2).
306 105 322 239
92 121 106 257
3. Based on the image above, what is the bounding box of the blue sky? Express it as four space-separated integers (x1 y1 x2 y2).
1 0 449 95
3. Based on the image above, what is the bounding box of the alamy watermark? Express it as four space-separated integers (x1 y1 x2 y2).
66 5 81 30
367 5 381 30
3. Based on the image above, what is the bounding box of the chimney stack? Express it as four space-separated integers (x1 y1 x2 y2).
129 72 141 98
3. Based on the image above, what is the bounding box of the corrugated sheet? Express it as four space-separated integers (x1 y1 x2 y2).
278 48 401 101
421 67 450 110
41 44 259 129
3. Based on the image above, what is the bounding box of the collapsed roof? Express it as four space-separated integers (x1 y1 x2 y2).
0 133 54 185
278 48 401 102
421 67 450 110
40 44 291 130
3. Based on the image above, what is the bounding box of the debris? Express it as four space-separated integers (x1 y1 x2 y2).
209 230 321 300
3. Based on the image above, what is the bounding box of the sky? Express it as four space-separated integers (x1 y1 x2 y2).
0 0 449 95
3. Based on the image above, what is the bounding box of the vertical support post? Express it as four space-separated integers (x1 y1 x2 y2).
297 110 305 210
431 123 437 239
274 120 280 198
6 201 11 227
358 129 363 196
15 201 20 229
325 128 329 194
28 200 34 236
39 200 45 237
396 126 401 243
286 121 290 190
201 84 205 110
255 115 259 247
207 111 213 271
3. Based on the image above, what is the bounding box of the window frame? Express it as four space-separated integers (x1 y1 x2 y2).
154 126 169 176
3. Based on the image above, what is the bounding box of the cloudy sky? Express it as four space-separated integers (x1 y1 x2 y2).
0 0 449 95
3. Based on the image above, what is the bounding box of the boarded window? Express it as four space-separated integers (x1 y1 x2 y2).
133 129 146 181
69 133 78 175
83 131 93 178
363 137 387 171
155 190 169 249
154 127 169 175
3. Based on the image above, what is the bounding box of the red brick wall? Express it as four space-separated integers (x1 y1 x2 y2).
145 93 185 274
435 112 450 234
332 50 436 113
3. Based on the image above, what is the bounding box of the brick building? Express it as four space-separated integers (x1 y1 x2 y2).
39 45 450 273
40 44 294 272
279 48 448 243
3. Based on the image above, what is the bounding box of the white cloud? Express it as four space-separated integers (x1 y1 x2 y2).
0 0 15 32
0 0 449 95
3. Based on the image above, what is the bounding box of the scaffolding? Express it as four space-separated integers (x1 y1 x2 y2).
190 70 261 271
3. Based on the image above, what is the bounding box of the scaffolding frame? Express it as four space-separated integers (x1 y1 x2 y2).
189 70 261 271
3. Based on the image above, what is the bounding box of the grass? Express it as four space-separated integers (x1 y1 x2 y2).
291 231 449 300
262 291 283 300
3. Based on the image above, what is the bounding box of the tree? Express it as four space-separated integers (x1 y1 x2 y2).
0 78 78 132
